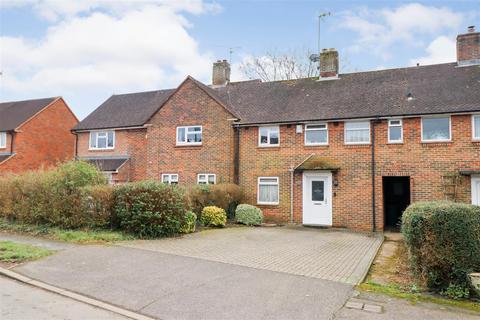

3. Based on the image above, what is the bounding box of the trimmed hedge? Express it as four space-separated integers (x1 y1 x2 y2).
402 201 480 298
188 184 243 219
180 211 197 234
200 206 226 227
113 181 187 237
235 204 263 226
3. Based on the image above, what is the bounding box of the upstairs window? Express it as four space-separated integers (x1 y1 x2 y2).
344 121 370 144
257 177 279 205
90 131 115 149
422 117 451 142
162 174 179 185
388 119 403 143
473 115 480 141
0 132 6 148
305 124 328 145
259 126 280 147
197 174 216 185
177 126 202 145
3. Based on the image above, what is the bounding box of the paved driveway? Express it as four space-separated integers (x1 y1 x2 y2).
121 226 383 285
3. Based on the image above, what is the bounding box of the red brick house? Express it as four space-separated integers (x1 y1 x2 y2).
0 97 78 174
73 27 480 231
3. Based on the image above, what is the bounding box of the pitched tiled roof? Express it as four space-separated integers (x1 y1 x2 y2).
74 62 480 130
73 89 176 130
0 97 57 131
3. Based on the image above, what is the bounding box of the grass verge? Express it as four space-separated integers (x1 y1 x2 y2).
0 241 52 263
0 219 132 244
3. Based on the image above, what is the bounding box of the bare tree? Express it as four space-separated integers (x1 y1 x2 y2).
239 49 319 82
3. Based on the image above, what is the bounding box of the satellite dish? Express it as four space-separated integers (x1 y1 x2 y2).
309 54 320 62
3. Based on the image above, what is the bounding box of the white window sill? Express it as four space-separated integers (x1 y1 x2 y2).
305 143 329 147
89 148 115 151
257 202 279 206
387 141 403 144
258 144 280 148
421 140 451 144
176 143 202 146
344 142 371 145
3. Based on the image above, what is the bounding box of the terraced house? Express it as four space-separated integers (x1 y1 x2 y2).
73 27 480 231
0 97 78 174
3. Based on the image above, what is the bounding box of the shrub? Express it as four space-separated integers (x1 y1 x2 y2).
78 185 114 228
200 206 226 227
180 211 197 234
402 201 480 297
0 161 107 228
235 204 263 225
188 184 243 219
113 181 187 237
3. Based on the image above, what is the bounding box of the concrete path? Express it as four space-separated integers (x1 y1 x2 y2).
120 226 383 284
13 244 353 320
0 232 76 251
0 276 127 320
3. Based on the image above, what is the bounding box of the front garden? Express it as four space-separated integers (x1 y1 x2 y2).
0 161 264 243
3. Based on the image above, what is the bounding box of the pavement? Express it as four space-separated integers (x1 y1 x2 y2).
1 276 128 320
0 232 76 251
120 226 383 284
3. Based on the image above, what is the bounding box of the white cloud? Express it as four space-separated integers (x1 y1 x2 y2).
0 1 219 118
340 3 464 60
410 36 456 66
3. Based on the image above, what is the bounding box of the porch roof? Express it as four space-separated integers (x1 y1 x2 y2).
82 157 130 173
294 155 340 172
459 169 480 176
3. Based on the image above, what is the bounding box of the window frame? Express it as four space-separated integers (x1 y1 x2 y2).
89 130 115 150
304 123 329 146
421 116 451 143
176 125 203 146
387 119 403 144
257 176 280 205
0 132 6 148
473 114 480 141
258 126 280 147
161 173 179 185
344 120 371 145
197 173 216 185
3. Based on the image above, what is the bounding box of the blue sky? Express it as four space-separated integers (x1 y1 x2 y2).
1 0 478 119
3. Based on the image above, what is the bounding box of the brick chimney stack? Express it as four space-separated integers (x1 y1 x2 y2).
457 26 480 66
320 48 339 79
212 59 231 86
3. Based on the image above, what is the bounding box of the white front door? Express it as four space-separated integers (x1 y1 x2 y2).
472 176 480 206
303 172 333 226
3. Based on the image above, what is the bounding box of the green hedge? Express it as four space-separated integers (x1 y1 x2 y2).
113 181 187 237
235 204 263 226
188 184 243 219
200 206 226 227
402 201 480 298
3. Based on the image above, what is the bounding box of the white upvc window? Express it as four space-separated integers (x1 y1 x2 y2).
162 174 179 185
473 115 480 141
197 173 216 185
89 131 115 150
421 116 451 142
388 119 403 143
0 132 6 148
257 177 279 205
305 123 328 145
259 126 280 147
344 121 371 144
176 126 202 145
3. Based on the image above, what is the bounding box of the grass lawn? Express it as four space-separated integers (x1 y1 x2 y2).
0 219 133 244
0 241 52 263
358 235 480 313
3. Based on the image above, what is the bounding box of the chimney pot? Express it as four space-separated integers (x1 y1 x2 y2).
457 26 480 66
212 59 231 86
319 48 339 79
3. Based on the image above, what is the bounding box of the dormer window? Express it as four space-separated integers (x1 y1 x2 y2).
177 126 202 145
0 132 6 148
90 131 115 150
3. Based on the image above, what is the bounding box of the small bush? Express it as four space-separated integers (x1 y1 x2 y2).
235 204 263 226
188 184 243 219
200 206 226 227
180 211 197 234
113 181 187 237
402 201 480 296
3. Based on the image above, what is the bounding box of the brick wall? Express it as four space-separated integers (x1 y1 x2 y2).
0 98 78 173
145 78 235 184
76 128 148 182
239 115 480 231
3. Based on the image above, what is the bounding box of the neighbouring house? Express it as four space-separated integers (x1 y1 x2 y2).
0 97 78 174
73 27 480 231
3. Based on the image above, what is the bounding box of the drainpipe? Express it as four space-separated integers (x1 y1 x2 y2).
74 132 78 160
233 126 240 184
10 130 15 155
289 168 294 223
371 118 380 233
